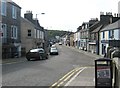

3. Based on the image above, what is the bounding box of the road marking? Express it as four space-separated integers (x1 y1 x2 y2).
49 67 84 88
59 68 77 81
65 67 87 86
63 68 81 82
50 68 78 88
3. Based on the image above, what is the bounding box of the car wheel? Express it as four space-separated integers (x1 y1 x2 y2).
27 58 30 61
39 56 43 60
46 56 48 59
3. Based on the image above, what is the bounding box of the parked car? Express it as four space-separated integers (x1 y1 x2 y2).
50 47 58 55
51 44 56 47
26 48 48 61
59 42 62 45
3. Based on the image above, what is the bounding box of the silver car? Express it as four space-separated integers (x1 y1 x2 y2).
50 47 58 55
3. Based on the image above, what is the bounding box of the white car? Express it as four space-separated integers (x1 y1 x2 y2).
59 42 62 45
50 47 58 55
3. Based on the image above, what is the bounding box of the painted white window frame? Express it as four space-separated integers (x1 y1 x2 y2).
1 0 6 16
37 30 39 38
42 31 44 39
12 5 17 19
11 26 18 39
41 31 43 39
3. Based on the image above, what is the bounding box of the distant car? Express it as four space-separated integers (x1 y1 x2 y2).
51 44 56 47
59 42 62 45
26 48 48 61
50 47 58 55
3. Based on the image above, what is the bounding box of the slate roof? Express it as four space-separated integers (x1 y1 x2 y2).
8 1 21 8
100 19 120 32
92 25 103 33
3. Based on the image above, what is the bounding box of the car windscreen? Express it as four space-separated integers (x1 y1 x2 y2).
30 49 44 53
39 50 44 53
51 48 57 51
30 49 39 52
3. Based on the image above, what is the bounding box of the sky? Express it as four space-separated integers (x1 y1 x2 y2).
12 0 120 32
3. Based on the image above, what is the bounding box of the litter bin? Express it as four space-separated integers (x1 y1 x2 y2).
95 58 112 88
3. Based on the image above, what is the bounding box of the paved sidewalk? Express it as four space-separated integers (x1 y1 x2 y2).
65 67 95 87
66 45 103 59
1 57 26 64
64 45 103 87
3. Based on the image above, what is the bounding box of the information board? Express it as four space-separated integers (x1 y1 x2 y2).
97 66 111 78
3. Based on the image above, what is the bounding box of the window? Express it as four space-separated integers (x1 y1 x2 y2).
12 5 17 19
103 31 105 39
34 29 37 38
1 0 6 16
40 31 42 39
28 30 31 37
1 24 7 38
41 31 44 39
37 30 39 38
109 30 114 39
85 24 88 29
11 26 17 39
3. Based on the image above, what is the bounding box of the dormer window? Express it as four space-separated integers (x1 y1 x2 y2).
12 5 17 19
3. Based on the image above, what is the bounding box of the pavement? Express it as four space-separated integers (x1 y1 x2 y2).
64 45 103 87
0 57 27 64
1 45 103 87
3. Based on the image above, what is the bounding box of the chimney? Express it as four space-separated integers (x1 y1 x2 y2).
114 13 116 17
118 1 120 15
110 17 112 24
24 11 33 21
100 13 113 24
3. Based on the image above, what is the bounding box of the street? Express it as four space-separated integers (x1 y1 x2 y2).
2 44 97 86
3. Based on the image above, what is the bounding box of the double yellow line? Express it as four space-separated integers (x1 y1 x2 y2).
49 67 82 88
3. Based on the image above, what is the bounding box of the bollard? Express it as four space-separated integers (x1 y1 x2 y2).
111 50 120 88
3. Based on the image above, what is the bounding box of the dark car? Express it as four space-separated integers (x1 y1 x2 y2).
26 48 48 61
50 47 58 55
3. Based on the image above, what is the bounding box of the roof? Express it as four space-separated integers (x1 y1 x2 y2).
100 19 120 32
21 17 44 31
89 21 100 32
92 25 103 33
21 17 35 27
8 1 21 9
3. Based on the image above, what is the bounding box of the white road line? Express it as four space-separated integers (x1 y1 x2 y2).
65 67 87 86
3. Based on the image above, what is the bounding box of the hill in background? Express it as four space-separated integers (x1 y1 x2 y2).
47 30 72 41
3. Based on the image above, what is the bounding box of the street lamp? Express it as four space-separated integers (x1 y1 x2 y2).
36 13 45 19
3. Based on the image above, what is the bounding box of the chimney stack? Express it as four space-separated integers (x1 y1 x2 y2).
24 11 33 22
118 1 120 17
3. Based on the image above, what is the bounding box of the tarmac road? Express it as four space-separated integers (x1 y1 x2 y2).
2 44 100 87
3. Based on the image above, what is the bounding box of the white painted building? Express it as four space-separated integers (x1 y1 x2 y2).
100 19 120 56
